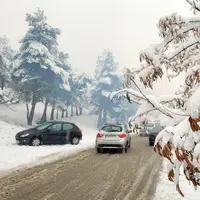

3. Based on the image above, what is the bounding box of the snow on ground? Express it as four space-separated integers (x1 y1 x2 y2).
0 103 45 126
0 103 91 126
0 115 98 174
153 159 200 200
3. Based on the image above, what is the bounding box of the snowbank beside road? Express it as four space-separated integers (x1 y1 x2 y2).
0 116 97 173
153 159 200 200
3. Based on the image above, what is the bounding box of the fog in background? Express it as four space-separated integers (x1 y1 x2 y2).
0 0 191 74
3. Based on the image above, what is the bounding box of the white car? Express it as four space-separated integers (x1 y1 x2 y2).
95 123 131 153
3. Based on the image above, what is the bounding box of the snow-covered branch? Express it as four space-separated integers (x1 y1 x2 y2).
110 87 187 126
112 2 200 195
186 0 200 12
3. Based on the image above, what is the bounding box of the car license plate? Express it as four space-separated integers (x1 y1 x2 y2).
105 135 117 140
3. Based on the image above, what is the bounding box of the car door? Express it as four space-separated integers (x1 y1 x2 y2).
43 123 62 144
62 123 74 143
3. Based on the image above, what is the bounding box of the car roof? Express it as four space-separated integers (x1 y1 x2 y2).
46 121 75 125
103 123 124 126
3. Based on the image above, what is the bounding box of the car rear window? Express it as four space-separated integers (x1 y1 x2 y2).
150 126 163 133
101 125 122 132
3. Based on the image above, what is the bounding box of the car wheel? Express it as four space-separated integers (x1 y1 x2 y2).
149 141 154 146
30 138 41 146
125 144 128 153
71 137 80 145
128 140 131 148
96 148 101 153
119 148 124 153
149 142 151 146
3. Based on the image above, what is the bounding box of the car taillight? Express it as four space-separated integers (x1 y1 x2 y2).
97 133 103 138
119 133 126 138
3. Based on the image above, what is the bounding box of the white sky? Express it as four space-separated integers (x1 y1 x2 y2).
0 0 192 74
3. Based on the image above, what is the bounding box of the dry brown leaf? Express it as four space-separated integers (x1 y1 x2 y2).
176 184 184 197
168 169 174 182
197 155 199 163
175 149 184 162
182 149 194 170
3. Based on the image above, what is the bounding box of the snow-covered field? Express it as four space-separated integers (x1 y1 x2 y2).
0 116 97 173
0 103 91 126
0 103 98 175
153 159 200 200
2 103 200 199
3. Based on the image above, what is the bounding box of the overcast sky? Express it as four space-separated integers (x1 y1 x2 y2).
0 0 192 74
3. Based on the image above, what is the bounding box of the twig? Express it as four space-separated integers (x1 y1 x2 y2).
130 78 173 118
130 108 157 122
186 0 200 12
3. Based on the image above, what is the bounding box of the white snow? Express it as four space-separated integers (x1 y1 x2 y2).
101 90 111 97
19 40 70 92
0 103 91 126
153 159 200 200
99 77 112 85
0 113 98 173
187 86 200 118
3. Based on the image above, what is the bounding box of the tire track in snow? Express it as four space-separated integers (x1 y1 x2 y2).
0 135 161 200
56 154 118 200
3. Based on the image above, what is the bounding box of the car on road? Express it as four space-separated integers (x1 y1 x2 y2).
15 121 82 146
95 123 131 153
148 124 164 146
139 122 155 137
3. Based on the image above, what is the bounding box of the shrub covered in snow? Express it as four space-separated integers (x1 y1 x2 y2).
0 88 20 104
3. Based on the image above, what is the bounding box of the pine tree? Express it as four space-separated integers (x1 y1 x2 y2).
13 8 69 125
92 50 121 128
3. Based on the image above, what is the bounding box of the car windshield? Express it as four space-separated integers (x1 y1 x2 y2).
36 122 52 130
101 125 122 132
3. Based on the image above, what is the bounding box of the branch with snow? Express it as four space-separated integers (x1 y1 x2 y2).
118 3 200 195
109 3 200 194
110 87 186 126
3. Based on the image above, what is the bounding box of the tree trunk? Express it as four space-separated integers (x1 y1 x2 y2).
66 108 68 118
26 93 37 125
75 106 79 116
56 110 59 119
0 74 5 90
71 105 74 117
40 98 49 122
79 106 83 115
102 109 107 124
97 109 103 128
50 100 56 120
61 109 65 118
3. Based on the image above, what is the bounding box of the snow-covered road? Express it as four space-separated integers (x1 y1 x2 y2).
0 135 161 200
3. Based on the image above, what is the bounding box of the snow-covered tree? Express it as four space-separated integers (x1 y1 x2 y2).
0 36 20 104
48 51 71 120
111 0 200 196
92 50 122 128
73 72 94 115
0 36 15 90
13 8 69 125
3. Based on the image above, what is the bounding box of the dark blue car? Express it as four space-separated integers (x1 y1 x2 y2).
15 121 82 146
